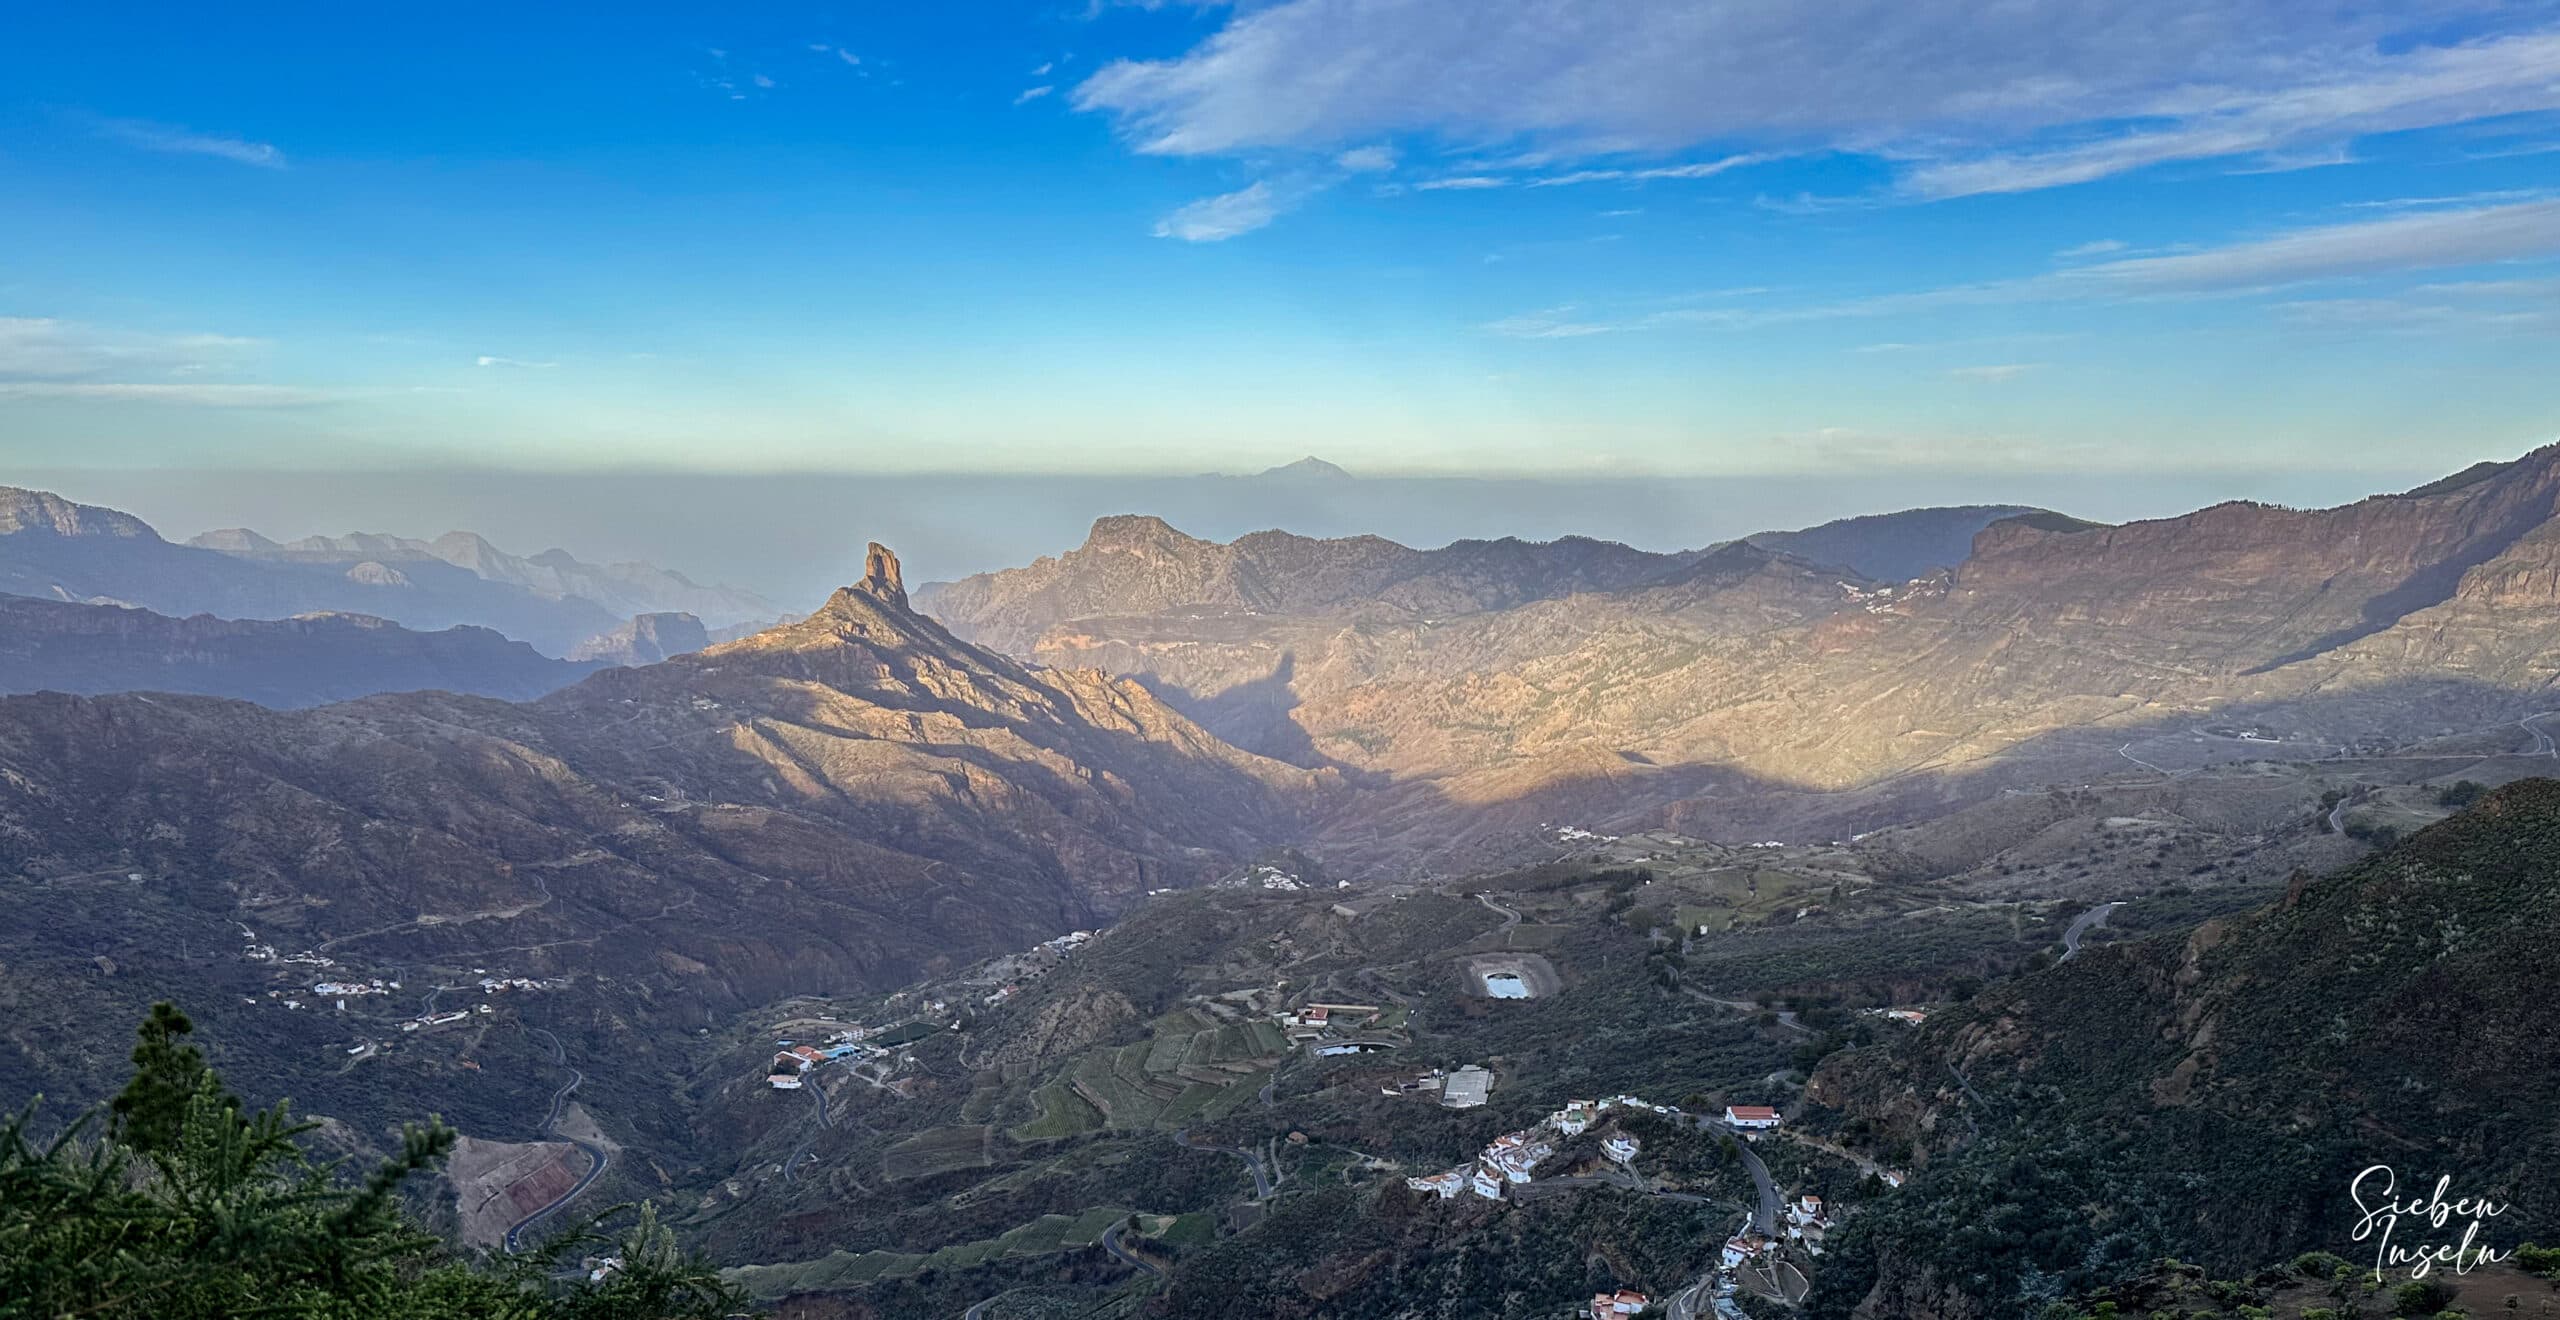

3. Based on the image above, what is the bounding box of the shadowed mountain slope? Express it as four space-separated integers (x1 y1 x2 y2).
1804 777 2560 1317
0 593 600 705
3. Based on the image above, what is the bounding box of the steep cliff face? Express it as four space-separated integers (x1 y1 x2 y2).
0 593 600 705
567 611 711 665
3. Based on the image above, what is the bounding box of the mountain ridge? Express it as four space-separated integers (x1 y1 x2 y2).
0 592 601 706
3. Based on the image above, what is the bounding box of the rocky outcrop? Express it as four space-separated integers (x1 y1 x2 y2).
568 611 711 665
858 542 907 608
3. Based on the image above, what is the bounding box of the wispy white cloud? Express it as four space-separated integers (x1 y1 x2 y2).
2054 239 2127 260
2063 198 2560 292
0 382 327 407
0 316 313 407
95 118 284 169
1074 2 2560 199
1015 85 1056 105
1486 198 2560 338
1481 306 1614 338
1413 175 1505 191
474 355 557 369
1335 144 1397 172
1948 362 2044 381
1153 181 1285 241
0 316 264 380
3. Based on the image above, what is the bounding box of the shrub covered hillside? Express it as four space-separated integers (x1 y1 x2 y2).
0 1003 750 1320
1804 778 2560 1319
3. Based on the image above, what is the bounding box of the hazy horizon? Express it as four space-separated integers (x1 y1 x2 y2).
16 460 2445 611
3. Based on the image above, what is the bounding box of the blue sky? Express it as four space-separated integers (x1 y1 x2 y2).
4 0 2557 480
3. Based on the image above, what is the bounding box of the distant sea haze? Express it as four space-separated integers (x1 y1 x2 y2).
17 464 2434 613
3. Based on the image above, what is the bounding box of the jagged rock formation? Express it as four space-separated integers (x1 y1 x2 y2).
860 541 907 608
567 611 711 665
0 594 599 705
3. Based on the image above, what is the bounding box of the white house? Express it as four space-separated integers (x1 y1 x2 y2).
1603 1134 1641 1164
1724 1104 1782 1129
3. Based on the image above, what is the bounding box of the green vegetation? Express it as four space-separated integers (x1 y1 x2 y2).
1008 1078 1106 1141
881 1125 994 1180
724 1204 1148 1300
1 1003 744 1320
1806 780 2560 1319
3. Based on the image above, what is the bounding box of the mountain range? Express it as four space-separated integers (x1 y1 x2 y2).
0 545 1329 1157
918 448 2560 865
0 593 600 706
0 485 775 657
9 450 2560 1317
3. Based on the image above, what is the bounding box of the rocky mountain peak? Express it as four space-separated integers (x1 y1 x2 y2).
859 542 907 607
1083 514 1205 553
0 487 159 541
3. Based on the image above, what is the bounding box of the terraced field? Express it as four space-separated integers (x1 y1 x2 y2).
725 1206 1161 1300
881 1125 995 1180
1014 1009 1292 1135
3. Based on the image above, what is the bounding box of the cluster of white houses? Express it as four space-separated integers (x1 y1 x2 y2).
1405 1093 1682 1202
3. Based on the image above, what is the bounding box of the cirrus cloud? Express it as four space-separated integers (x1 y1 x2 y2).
1073 0 2560 199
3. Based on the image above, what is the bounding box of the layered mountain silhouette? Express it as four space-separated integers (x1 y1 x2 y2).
0 593 600 705
0 485 772 657
189 525 777 633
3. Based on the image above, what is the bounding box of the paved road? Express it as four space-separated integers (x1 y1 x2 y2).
2328 789 2361 835
1174 1127 1273 1199
1474 892 1522 930
783 1076 832 1183
1665 1115 1777 1235
1686 990 1811 1038
503 1027 609 1254
2058 901 2121 963
1727 1131 1779 1236
1100 1221 1162 1277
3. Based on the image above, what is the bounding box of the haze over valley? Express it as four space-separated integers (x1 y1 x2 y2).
10 2 2560 1316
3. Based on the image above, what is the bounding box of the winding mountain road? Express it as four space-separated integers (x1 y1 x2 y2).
502 1027 609 1254
1174 1127 1273 1200
783 1075 833 1182
1686 989 1811 1038
1100 1221 1162 1277
2058 901 2121 963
